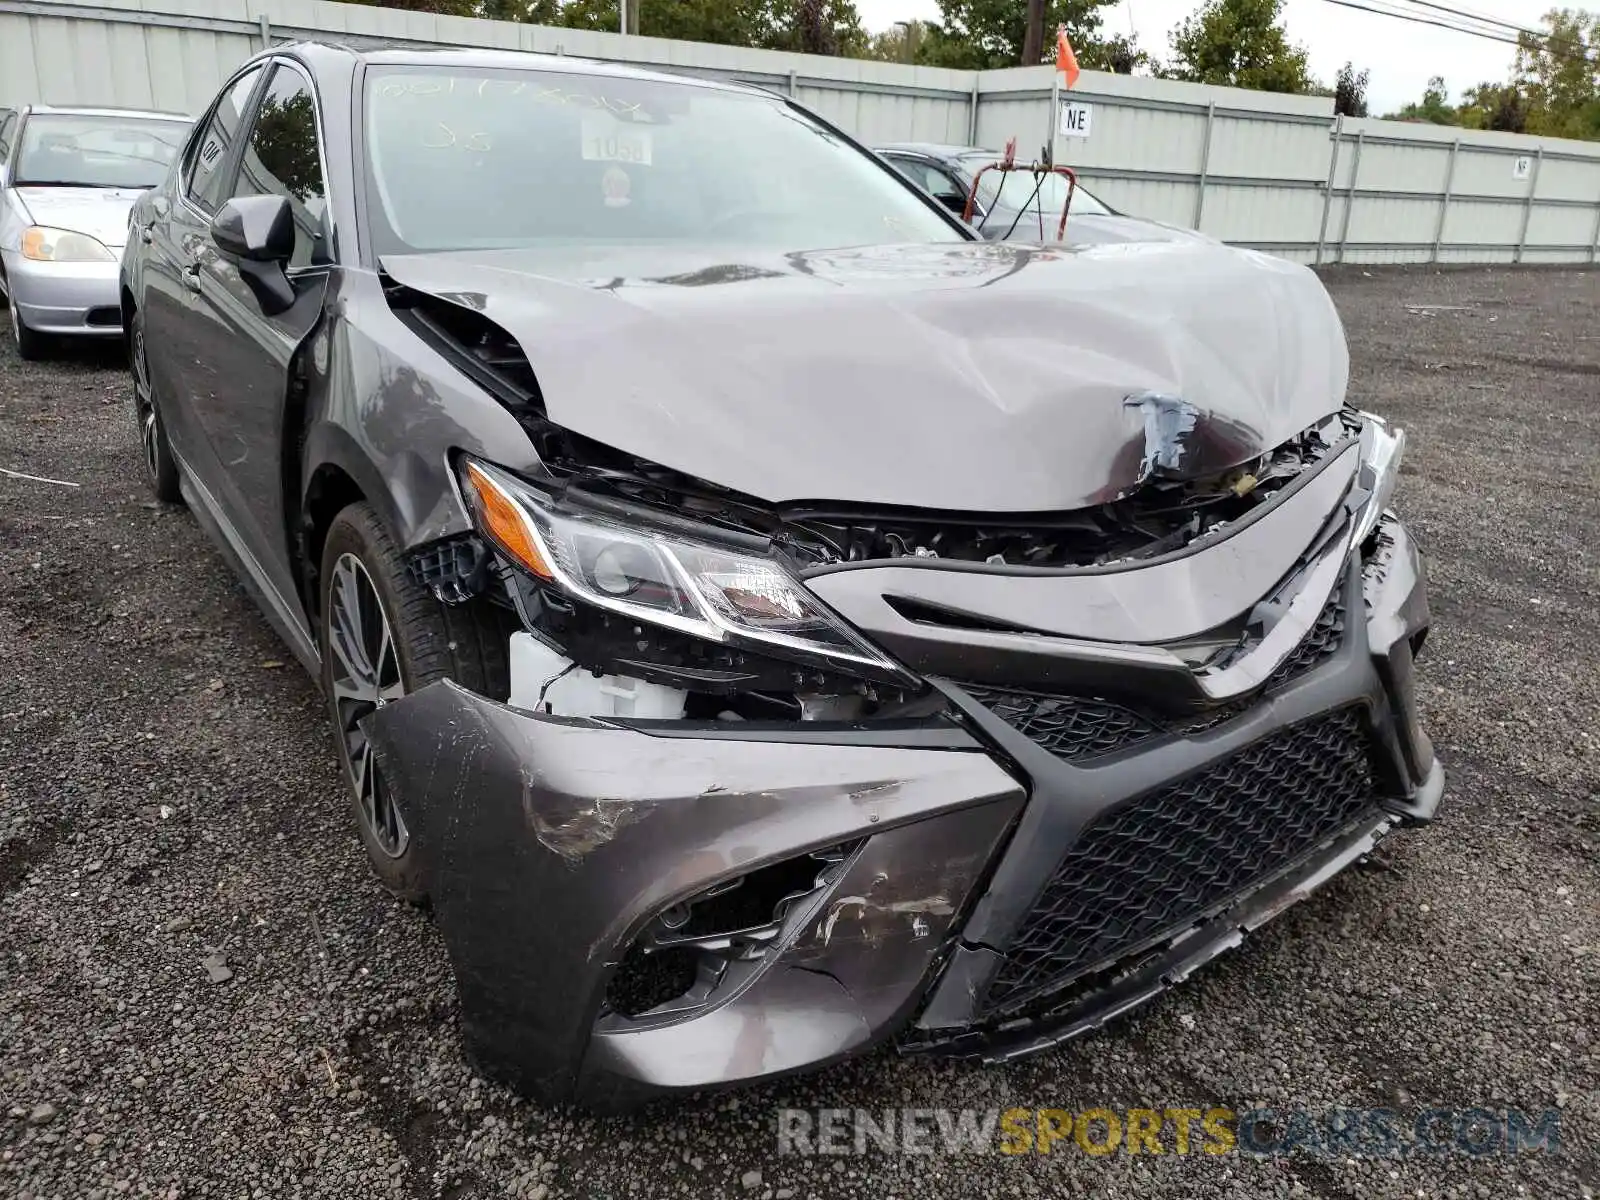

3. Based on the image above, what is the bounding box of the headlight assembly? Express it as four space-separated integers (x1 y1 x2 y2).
459 458 902 676
21 226 115 263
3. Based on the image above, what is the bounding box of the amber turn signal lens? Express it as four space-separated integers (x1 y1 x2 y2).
462 462 553 579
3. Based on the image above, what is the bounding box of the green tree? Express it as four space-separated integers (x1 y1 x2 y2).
860 19 930 62
918 0 1119 70
479 0 561 20
767 0 868 56
344 0 478 14
1090 32 1150 74
544 0 866 54
1459 81 1529 132
1514 8 1600 139
1164 0 1310 93
1331 61 1368 116
1385 75 1461 125
551 0 768 42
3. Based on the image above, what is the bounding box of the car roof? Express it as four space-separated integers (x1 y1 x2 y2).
276 41 774 100
20 103 191 122
875 143 987 162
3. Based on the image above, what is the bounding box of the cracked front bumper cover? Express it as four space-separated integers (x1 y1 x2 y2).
366 694 1025 1106
365 512 1440 1106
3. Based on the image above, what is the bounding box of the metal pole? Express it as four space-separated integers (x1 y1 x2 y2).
787 69 797 98
1192 100 1216 230
1588 187 1600 264
1336 129 1365 264
1432 137 1459 264
1514 146 1543 264
1315 115 1344 267
618 0 626 35
257 13 270 49
968 77 980 145
1048 72 1060 164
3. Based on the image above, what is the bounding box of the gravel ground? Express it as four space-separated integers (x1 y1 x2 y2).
1 266 1596 1200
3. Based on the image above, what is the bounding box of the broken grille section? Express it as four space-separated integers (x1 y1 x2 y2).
981 707 1376 1018
959 685 1159 762
1263 585 1348 689
957 587 1352 766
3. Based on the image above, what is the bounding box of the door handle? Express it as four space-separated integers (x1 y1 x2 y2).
182 259 202 292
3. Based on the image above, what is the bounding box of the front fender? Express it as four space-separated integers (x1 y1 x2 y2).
304 272 544 552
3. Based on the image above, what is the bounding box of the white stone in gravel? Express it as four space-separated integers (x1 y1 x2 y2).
741 1170 763 1190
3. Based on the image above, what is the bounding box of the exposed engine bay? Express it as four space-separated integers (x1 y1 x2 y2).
394 284 1364 734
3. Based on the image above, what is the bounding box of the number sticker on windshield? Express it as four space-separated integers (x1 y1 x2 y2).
581 113 652 166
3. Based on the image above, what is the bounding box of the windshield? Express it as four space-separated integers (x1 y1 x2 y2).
363 67 966 253
960 153 1112 220
15 114 190 189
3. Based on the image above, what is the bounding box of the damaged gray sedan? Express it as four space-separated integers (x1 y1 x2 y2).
120 42 1443 1108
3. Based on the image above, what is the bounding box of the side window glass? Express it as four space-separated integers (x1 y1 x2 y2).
186 66 264 212
232 65 330 269
930 168 967 199
885 156 921 187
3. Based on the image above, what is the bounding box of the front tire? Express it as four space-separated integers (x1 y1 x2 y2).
8 290 49 362
129 310 182 502
319 503 513 901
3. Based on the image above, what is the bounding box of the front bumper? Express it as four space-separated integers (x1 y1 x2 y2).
4 251 123 335
367 513 1441 1108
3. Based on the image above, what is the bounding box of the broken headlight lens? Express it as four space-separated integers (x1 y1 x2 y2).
460 459 902 674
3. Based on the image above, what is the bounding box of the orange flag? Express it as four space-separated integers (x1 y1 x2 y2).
1056 26 1080 88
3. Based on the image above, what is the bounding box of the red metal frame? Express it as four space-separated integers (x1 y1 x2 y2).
962 156 1080 241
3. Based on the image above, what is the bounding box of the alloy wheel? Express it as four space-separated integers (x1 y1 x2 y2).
327 552 410 858
130 322 162 482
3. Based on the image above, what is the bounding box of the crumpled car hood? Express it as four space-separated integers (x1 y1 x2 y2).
12 186 144 251
382 238 1349 511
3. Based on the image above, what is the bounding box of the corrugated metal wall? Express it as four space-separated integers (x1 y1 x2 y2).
4 0 1599 266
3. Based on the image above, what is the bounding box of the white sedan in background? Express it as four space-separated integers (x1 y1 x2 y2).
0 104 191 358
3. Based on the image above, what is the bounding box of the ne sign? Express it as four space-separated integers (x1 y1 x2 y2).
1059 102 1093 138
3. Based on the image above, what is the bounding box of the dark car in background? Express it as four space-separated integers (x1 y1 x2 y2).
119 42 1442 1108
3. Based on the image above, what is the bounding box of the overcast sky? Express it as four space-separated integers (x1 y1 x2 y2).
854 0 1550 115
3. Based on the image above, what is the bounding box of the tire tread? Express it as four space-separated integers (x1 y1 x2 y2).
319 502 514 901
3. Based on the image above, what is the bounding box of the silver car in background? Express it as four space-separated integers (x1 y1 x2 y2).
0 104 191 358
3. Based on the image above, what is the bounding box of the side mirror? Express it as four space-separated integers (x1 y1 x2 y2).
210 194 296 315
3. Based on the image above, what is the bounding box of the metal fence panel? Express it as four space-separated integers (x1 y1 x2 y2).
3 0 1600 266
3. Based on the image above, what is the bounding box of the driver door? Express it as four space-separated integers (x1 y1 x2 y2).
186 59 334 631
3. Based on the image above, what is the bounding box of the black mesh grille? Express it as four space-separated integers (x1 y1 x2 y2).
1264 586 1347 689
982 707 1376 1017
959 685 1158 761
